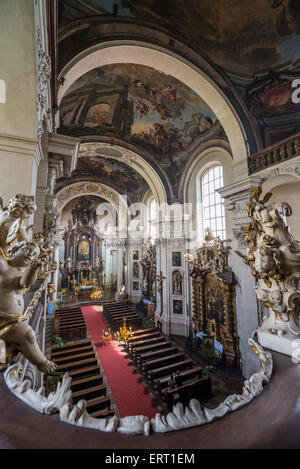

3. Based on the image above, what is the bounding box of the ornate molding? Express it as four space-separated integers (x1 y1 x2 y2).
36 26 52 139
4 339 272 435
56 181 125 213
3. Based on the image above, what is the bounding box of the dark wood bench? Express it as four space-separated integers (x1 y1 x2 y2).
52 351 96 365
67 365 101 380
162 377 212 411
129 327 157 337
55 357 98 373
51 344 94 359
129 336 166 351
71 373 104 392
51 338 92 353
85 395 112 414
142 352 186 373
131 340 173 359
127 331 161 344
89 408 116 419
154 366 203 392
72 383 107 404
148 358 194 382
137 346 178 365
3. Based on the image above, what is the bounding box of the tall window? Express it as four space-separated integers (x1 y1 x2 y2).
201 165 225 239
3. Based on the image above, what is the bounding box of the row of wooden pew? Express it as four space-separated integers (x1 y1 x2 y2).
125 327 213 411
53 305 87 341
51 305 116 419
102 302 143 329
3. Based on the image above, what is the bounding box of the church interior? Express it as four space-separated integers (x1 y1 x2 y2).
1 0 300 450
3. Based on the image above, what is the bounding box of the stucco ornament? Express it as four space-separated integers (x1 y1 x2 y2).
0 194 37 258
236 187 300 356
4 363 71 414
4 338 272 435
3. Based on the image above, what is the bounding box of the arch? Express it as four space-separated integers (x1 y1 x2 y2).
78 142 168 206
183 146 233 205
56 181 128 218
183 146 233 245
58 43 249 175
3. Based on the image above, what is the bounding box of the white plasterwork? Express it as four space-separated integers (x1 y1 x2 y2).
4 338 272 435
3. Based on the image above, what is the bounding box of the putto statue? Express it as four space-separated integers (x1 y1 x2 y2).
236 187 300 357
0 241 56 373
0 194 37 257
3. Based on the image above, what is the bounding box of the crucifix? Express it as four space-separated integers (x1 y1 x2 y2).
156 271 166 316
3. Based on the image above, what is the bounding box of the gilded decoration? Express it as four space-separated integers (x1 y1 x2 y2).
185 229 239 363
235 186 300 356
0 193 57 373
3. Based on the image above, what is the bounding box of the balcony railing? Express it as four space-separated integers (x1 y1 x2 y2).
248 132 300 174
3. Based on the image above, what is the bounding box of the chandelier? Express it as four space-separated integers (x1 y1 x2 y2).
115 318 133 343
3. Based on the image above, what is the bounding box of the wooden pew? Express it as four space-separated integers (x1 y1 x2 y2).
89 408 116 419
57 324 87 341
71 373 104 392
142 352 185 374
127 331 161 344
148 358 194 382
55 356 98 373
72 383 107 404
137 346 178 366
129 336 166 352
154 366 203 392
162 377 212 411
51 338 92 353
51 344 94 359
52 350 96 365
131 340 173 359
85 395 112 414
67 365 101 380
129 327 157 337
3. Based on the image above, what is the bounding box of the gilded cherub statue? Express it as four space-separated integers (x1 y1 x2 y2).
0 194 37 258
0 241 57 373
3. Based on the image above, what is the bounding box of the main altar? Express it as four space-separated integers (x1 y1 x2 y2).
59 197 105 298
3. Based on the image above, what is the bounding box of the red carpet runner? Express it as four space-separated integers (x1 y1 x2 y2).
81 305 159 419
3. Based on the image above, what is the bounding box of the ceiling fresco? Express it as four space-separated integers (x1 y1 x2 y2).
73 154 150 203
59 63 226 194
58 0 300 75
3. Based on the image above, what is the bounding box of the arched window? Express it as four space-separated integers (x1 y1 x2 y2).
201 165 225 239
147 197 157 240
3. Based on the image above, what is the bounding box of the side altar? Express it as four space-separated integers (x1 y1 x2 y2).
186 230 240 365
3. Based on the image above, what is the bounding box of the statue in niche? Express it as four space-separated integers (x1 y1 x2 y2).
0 194 37 258
141 238 156 299
236 187 300 355
0 241 57 373
133 261 139 279
67 257 73 272
172 270 183 295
